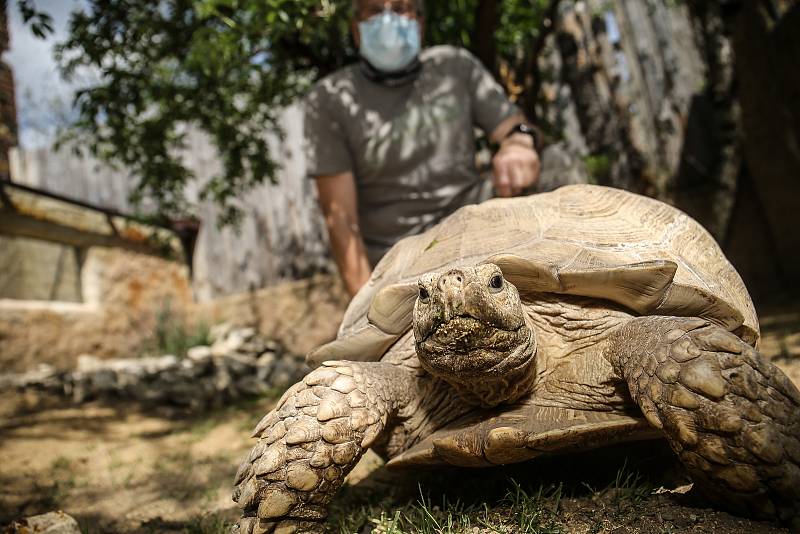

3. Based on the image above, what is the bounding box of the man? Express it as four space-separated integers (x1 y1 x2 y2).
304 0 541 297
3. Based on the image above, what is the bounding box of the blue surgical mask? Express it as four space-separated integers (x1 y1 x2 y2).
358 9 421 73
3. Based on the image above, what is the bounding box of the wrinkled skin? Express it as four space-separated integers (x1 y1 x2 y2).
414 263 537 407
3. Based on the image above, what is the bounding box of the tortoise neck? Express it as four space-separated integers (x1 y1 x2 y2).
429 317 538 408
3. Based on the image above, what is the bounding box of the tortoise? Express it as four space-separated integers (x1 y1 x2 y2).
231 184 800 533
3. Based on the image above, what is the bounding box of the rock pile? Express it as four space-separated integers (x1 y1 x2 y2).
4 511 82 534
0 324 308 410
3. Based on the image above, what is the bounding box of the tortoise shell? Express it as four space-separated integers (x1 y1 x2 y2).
306 185 760 468
310 185 757 368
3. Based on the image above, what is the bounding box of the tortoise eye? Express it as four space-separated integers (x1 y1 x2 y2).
419 286 430 301
489 274 504 291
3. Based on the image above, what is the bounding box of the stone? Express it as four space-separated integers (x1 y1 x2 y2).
6 511 82 534
256 352 277 368
211 330 247 357
76 354 104 372
237 376 267 397
187 345 213 361
3 324 305 410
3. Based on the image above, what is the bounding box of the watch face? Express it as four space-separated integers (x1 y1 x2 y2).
509 123 538 149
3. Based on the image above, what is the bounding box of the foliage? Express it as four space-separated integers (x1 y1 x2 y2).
16 0 53 38
20 0 558 224
582 154 611 184
148 298 211 357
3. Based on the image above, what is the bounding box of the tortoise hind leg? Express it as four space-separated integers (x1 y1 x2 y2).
605 316 800 527
231 360 416 533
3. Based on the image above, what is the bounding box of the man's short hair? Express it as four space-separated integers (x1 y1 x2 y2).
351 0 425 17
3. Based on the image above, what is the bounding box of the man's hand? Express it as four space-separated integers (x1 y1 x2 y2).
491 133 541 197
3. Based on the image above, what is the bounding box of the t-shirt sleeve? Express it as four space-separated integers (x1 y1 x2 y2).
303 83 354 178
461 49 522 136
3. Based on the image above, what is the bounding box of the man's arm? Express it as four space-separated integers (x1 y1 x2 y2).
489 114 541 197
314 172 372 298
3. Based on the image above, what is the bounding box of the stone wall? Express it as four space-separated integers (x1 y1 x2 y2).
193 274 347 358
0 246 194 372
0 241 347 373
1 325 309 411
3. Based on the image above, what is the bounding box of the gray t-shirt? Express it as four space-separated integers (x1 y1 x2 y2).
304 45 520 265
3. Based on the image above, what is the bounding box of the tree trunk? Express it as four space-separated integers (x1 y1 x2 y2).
722 0 800 303
473 0 500 78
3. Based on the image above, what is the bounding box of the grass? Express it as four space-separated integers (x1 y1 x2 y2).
328 447 661 534
49 455 81 502
51 456 72 471
147 298 211 358
331 489 477 533
504 480 563 534
580 458 653 513
330 479 566 533
182 389 283 441
610 459 652 504
182 512 232 533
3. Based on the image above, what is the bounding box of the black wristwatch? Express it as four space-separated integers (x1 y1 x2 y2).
505 123 540 151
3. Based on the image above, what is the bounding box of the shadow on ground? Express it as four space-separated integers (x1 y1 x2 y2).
330 441 788 534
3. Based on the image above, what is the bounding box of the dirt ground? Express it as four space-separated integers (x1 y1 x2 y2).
1 308 798 533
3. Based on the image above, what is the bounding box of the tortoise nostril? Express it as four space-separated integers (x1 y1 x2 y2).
438 270 465 290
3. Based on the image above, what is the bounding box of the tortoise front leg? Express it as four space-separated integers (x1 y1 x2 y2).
231 360 416 534
605 316 800 527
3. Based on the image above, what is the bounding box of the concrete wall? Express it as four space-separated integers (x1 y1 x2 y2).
0 236 82 302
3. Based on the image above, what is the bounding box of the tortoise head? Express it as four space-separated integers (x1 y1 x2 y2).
413 263 537 407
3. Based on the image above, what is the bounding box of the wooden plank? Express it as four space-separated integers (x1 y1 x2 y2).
0 209 176 259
